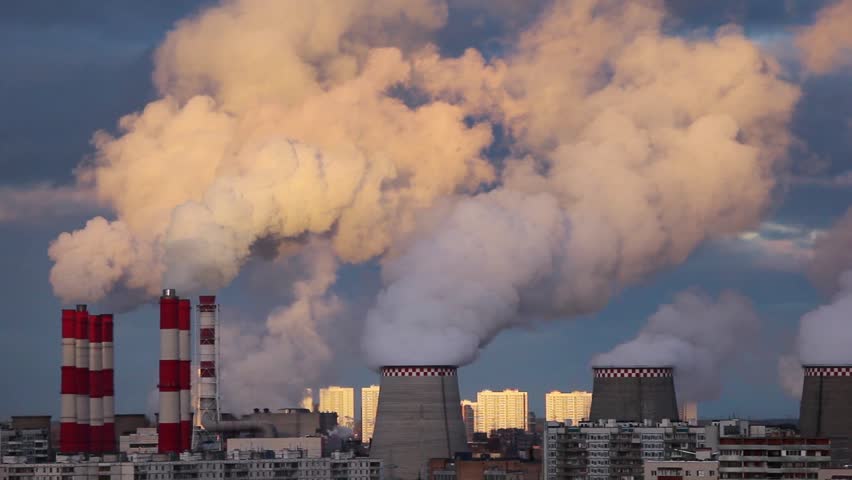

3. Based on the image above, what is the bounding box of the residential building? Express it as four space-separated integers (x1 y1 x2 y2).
475 390 528 433
679 402 699 424
645 460 718 480
427 458 541 480
545 391 592 426
0 416 51 464
319 387 355 430
820 469 852 480
717 436 830 479
460 400 477 442
0 451 382 480
361 385 380 443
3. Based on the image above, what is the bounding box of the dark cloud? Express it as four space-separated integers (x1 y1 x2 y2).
664 0 831 30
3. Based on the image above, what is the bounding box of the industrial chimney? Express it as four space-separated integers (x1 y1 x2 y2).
369 366 469 480
178 299 192 452
60 309 77 453
799 365 852 465
74 306 90 452
589 367 679 423
158 289 180 454
88 315 103 454
101 314 115 452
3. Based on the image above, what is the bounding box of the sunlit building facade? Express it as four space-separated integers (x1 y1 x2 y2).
545 390 592 425
319 386 355 429
475 389 528 433
360 385 380 442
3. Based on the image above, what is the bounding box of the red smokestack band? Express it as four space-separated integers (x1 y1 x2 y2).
178 298 192 452
88 315 103 454
60 309 77 453
159 290 180 454
101 314 115 452
74 308 90 453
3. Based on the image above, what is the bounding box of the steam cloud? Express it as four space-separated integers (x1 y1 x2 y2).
796 0 852 74
47 0 803 406
593 290 762 402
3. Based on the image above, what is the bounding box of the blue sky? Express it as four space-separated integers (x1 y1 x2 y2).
1 0 851 421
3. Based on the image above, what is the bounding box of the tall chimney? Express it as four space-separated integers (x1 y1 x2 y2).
60 309 77 453
370 366 469 479
88 315 104 454
101 314 115 452
196 296 220 438
74 306 90 452
800 365 852 465
158 289 180 454
589 367 679 423
178 298 192 452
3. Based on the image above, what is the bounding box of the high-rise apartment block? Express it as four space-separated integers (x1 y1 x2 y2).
360 385 380 442
545 391 592 425
460 400 477 441
679 402 698 424
319 386 355 429
475 389 528 433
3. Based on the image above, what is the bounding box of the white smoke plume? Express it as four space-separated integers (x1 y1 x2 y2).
0 183 100 224
49 0 800 386
592 290 762 402
779 207 852 397
796 0 852 74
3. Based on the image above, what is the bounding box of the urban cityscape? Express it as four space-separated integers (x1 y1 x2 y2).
4 1 852 480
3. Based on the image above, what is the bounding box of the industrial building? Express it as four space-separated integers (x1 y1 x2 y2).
370 366 468 480
0 451 382 480
799 365 852 465
360 386 380 443
545 391 592 426
475 389 529 433
589 367 679 423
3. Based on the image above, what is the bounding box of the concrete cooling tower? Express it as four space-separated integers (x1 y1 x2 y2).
370 366 469 480
799 365 852 465
589 367 679 423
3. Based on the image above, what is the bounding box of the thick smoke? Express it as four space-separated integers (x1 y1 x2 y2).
780 209 852 397
49 0 800 394
796 0 852 74
592 290 762 402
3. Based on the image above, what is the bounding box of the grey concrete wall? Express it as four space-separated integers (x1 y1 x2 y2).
589 377 679 422
800 375 852 466
370 373 468 480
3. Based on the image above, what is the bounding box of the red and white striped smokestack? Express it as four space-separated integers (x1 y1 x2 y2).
74 306 90 453
196 296 219 431
158 288 180 454
178 298 192 452
88 315 103 454
101 314 115 452
60 309 77 453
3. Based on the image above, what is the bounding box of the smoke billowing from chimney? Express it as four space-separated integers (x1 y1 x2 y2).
593 290 762 402
48 0 800 396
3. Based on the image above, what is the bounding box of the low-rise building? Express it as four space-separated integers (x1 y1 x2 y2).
118 427 158 456
226 437 323 458
0 451 382 480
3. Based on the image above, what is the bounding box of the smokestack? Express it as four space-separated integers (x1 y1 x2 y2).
74 305 90 452
196 296 220 437
799 365 852 465
60 309 77 453
158 288 180 454
101 314 115 452
370 366 468 479
178 298 192 452
589 367 679 423
88 315 103 454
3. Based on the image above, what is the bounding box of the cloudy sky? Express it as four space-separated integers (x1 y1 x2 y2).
2 0 852 421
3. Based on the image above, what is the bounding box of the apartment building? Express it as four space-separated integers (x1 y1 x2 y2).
475 390 529 433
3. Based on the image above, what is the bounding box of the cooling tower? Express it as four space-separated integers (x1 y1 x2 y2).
370 366 468 480
589 367 679 423
799 365 852 465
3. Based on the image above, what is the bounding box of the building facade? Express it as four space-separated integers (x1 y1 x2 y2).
475 390 528 433
0 452 382 480
717 436 830 479
545 392 592 426
678 403 698 425
319 387 355 430
0 417 52 464
427 458 541 480
460 401 477 442
645 460 719 480
118 428 158 456
360 386 380 443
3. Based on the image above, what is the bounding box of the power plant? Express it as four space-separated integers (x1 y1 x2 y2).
369 366 468 480
59 305 116 453
588 366 679 423
799 365 852 465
